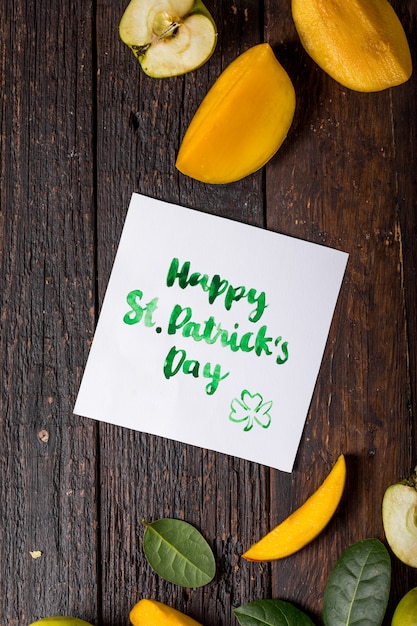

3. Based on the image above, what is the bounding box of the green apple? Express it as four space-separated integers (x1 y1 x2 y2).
392 588 417 626
29 618 94 626
119 0 217 77
382 467 417 568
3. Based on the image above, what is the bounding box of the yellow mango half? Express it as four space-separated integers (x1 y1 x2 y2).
130 599 203 626
292 0 412 92
175 43 295 184
242 454 346 561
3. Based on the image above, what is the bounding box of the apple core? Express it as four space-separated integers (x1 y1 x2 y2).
119 0 217 77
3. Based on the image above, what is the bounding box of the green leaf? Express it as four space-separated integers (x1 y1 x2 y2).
233 599 316 626
322 538 391 626
142 518 216 588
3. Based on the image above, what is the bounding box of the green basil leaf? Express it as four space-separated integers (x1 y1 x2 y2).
322 538 391 626
142 518 216 588
233 599 316 626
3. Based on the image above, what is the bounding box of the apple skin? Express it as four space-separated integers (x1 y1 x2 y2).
29 618 94 626
119 0 217 78
382 469 417 568
391 588 417 626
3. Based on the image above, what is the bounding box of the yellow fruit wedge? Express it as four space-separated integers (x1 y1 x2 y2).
242 454 346 561
130 599 203 626
175 43 296 184
292 0 412 92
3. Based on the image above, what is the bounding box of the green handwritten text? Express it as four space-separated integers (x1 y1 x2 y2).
163 346 230 395
167 304 289 365
166 258 267 323
123 289 159 327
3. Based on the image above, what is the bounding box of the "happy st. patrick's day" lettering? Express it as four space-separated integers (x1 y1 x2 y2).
122 258 289 395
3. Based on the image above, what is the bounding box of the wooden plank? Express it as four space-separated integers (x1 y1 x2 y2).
264 0 417 621
0 0 415 624
392 1 417 603
95 1 272 625
0 0 98 623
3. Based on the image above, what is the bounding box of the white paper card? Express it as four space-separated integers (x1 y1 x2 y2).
74 193 348 472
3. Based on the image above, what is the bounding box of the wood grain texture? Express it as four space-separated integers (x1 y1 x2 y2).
0 0 98 624
1 0 416 625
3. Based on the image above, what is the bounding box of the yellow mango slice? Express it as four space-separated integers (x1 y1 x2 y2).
175 43 295 184
242 454 346 561
292 0 412 92
130 599 203 626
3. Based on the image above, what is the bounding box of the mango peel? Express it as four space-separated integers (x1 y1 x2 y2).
176 43 296 184
242 454 346 561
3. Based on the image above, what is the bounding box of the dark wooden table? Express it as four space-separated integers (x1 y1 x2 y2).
1 1 416 625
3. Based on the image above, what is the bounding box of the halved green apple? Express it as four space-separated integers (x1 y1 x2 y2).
382 467 417 568
119 0 217 78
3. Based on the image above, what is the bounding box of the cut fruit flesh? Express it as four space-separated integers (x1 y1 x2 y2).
242 454 346 561
292 0 412 91
176 43 296 184
119 0 217 77
382 481 417 568
141 13 215 76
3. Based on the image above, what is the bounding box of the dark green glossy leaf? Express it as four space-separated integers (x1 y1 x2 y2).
142 518 216 587
322 538 391 626
233 599 315 626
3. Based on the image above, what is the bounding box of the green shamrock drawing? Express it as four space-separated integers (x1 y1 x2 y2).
229 390 273 432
